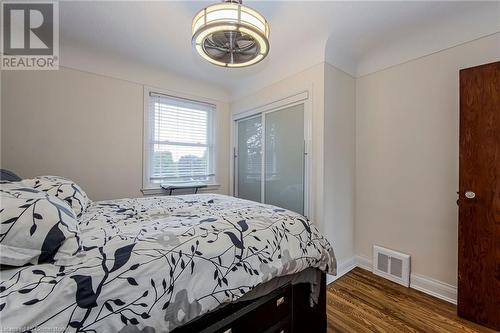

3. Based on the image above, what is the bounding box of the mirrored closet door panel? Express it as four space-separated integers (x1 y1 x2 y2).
235 103 306 215
236 115 262 203
264 104 304 215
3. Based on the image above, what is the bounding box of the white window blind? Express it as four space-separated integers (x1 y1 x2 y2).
146 92 215 185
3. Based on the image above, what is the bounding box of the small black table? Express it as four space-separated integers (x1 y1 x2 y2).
161 182 208 195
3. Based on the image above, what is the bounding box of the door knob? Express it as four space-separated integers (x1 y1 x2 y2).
465 191 476 199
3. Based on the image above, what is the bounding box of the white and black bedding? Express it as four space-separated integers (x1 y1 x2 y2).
0 193 336 332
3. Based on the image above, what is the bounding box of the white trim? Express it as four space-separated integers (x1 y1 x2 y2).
353 256 457 304
410 273 457 305
302 99 312 220
232 91 309 121
355 255 372 271
327 256 357 284
143 87 150 189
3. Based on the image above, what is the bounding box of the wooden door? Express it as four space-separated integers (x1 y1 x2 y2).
458 61 500 330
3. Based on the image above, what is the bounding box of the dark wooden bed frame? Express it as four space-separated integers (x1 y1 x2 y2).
172 272 327 333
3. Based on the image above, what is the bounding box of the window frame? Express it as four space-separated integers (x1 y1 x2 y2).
143 87 217 190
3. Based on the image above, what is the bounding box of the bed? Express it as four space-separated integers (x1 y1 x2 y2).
0 176 336 333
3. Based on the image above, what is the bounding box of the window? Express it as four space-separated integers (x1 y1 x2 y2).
144 91 215 187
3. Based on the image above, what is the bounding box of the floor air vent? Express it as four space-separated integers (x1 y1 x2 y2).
373 245 410 287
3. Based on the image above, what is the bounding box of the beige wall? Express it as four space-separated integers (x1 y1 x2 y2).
2 32 498 289
1 67 230 201
324 63 356 266
355 33 500 285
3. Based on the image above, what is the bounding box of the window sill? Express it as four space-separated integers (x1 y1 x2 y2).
141 184 221 197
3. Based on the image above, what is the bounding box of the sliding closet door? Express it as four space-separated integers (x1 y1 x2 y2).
264 104 304 214
236 116 262 202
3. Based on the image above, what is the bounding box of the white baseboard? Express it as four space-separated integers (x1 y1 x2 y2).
410 273 457 304
353 255 457 304
327 256 357 284
355 255 372 271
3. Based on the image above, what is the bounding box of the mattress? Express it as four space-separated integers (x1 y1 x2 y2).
0 194 336 332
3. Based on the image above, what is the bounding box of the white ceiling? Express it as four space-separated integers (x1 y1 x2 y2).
60 1 500 99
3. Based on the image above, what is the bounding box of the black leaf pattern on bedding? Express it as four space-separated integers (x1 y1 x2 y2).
237 220 249 232
224 231 244 250
0 194 336 332
71 275 98 309
1 182 82 266
110 243 136 273
16 188 39 193
23 298 41 305
39 224 66 263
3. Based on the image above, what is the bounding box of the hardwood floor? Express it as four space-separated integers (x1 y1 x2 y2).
326 268 497 333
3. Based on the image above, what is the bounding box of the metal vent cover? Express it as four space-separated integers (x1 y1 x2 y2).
373 245 410 287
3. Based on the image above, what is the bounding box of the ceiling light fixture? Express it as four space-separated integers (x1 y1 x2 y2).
192 0 270 68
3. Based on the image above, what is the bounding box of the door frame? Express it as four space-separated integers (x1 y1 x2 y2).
231 91 312 218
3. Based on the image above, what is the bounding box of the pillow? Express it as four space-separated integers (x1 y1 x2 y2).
0 182 83 266
23 176 90 217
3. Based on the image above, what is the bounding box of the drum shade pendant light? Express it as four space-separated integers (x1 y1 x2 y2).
192 0 270 68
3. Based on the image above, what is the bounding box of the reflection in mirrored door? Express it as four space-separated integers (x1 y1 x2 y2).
235 103 305 215
236 116 262 202
264 104 304 215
